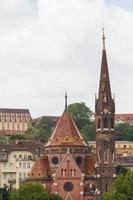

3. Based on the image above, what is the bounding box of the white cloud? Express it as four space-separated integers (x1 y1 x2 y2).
0 0 133 117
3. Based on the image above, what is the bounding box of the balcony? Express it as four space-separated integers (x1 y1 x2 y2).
1 167 17 173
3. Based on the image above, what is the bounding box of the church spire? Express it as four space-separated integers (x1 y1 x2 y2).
98 29 112 106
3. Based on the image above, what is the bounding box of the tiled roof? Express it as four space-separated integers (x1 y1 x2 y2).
0 108 30 114
28 156 51 177
0 140 45 154
46 111 87 147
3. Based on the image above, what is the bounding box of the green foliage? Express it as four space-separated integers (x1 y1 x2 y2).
116 123 133 141
48 193 63 200
67 102 92 129
9 117 55 144
101 192 113 200
116 165 128 176
10 183 63 200
67 102 95 141
0 186 9 200
101 172 133 200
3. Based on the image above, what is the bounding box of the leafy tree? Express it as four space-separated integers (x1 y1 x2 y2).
10 183 63 200
101 172 133 200
48 193 63 200
0 186 9 200
26 117 56 143
67 102 95 141
67 102 92 129
116 165 128 176
101 192 112 200
116 123 133 141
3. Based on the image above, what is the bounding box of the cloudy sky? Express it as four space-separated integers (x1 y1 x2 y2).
0 0 133 117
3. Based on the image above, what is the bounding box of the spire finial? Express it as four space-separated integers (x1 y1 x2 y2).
102 27 106 50
65 91 68 111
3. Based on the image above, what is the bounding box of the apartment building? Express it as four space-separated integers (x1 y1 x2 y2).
0 140 44 189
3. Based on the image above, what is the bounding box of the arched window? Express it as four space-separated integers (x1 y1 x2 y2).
97 118 101 129
111 118 114 128
103 118 108 128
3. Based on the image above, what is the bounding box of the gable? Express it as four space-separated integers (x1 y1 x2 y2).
54 153 82 179
65 193 74 200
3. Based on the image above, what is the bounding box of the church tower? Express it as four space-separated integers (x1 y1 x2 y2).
95 30 116 198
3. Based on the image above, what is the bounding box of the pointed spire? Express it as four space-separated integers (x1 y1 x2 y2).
65 91 68 111
95 29 115 114
102 27 106 50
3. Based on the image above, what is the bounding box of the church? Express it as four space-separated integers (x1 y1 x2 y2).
26 32 117 200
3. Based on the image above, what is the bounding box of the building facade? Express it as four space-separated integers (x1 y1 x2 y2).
0 108 31 135
0 141 44 189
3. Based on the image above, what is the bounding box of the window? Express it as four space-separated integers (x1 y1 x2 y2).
24 155 27 160
19 155 22 160
19 163 22 169
19 173 22 179
52 157 59 165
3 174 6 180
20 115 22 122
15 114 17 122
75 157 82 166
10 114 12 122
9 163 13 167
27 163 30 169
23 173 26 178
64 182 74 192
28 155 32 160
103 118 108 128
111 118 114 128
23 163 26 169
97 118 101 129
4 114 6 122
13 155 17 159
25 115 27 122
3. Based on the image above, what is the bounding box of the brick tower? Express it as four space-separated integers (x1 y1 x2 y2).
95 30 116 199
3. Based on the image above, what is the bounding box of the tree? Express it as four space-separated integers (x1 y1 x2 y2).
0 186 9 200
116 123 133 141
116 165 128 176
67 102 95 141
67 102 92 129
10 183 63 200
48 193 63 200
10 183 48 200
101 172 133 200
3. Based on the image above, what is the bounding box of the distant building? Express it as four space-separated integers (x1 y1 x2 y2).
0 108 31 135
0 140 44 189
89 141 133 156
115 114 133 125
